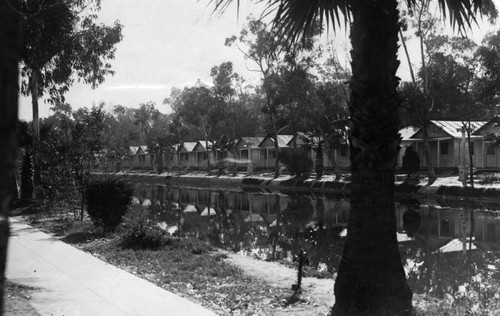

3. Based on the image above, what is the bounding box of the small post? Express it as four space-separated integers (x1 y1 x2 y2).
292 249 307 292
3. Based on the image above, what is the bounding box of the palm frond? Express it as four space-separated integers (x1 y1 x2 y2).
207 0 240 17
208 0 350 44
269 0 350 44
416 0 498 31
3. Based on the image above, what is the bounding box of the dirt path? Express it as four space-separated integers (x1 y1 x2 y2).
224 253 334 316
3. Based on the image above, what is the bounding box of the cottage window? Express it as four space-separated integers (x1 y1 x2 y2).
487 144 496 155
203 152 208 160
440 142 449 155
270 149 276 158
139 155 146 162
263 149 268 159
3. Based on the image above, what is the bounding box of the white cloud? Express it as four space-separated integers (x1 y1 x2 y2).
105 84 170 91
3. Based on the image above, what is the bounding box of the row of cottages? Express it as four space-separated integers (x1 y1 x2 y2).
120 119 500 172
175 135 351 169
400 119 500 169
123 145 151 169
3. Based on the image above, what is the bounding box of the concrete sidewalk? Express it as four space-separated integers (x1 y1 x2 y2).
6 217 218 316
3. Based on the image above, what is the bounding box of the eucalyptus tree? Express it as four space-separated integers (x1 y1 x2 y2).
399 1 441 185
211 0 496 314
19 0 122 197
475 30 500 108
169 85 225 171
301 53 350 180
226 17 319 177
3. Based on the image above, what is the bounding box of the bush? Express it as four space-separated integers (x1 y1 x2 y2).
122 222 165 249
278 148 313 177
402 145 420 177
85 178 134 231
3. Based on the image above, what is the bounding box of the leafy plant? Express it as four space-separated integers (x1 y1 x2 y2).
402 145 420 178
122 222 165 249
85 178 133 231
278 148 313 177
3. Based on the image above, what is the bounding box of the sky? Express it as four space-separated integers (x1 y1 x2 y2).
17 0 500 121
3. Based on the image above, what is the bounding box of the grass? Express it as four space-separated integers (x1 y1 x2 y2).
29 214 299 316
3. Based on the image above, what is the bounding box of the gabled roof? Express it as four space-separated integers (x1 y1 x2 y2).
235 137 264 148
179 142 197 152
399 126 419 141
194 140 214 151
473 116 500 135
129 146 139 155
411 120 488 139
287 132 320 147
137 145 148 154
258 135 293 148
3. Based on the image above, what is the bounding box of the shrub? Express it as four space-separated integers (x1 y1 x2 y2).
278 148 313 177
85 178 134 231
402 145 420 177
122 222 165 249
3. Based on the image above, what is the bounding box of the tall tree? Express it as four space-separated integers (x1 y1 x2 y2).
226 17 319 177
19 0 122 198
211 0 496 314
169 85 225 171
133 102 162 170
399 1 440 185
0 0 21 310
475 30 500 109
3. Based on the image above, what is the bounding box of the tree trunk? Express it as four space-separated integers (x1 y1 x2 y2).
422 122 437 186
266 95 280 178
158 147 164 174
273 131 280 178
30 70 41 200
206 139 210 173
0 2 21 311
323 134 342 181
467 125 474 188
315 141 324 179
332 1 413 315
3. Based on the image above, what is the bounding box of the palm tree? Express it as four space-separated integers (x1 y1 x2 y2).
211 0 495 314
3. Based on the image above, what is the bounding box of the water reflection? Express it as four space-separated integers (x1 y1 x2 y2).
132 184 500 302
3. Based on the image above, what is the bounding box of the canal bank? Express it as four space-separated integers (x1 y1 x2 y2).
98 171 500 200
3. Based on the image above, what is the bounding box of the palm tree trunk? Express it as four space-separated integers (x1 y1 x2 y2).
332 1 413 314
30 70 41 199
0 2 21 310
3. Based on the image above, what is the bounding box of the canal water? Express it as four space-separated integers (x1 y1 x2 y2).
132 183 500 305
